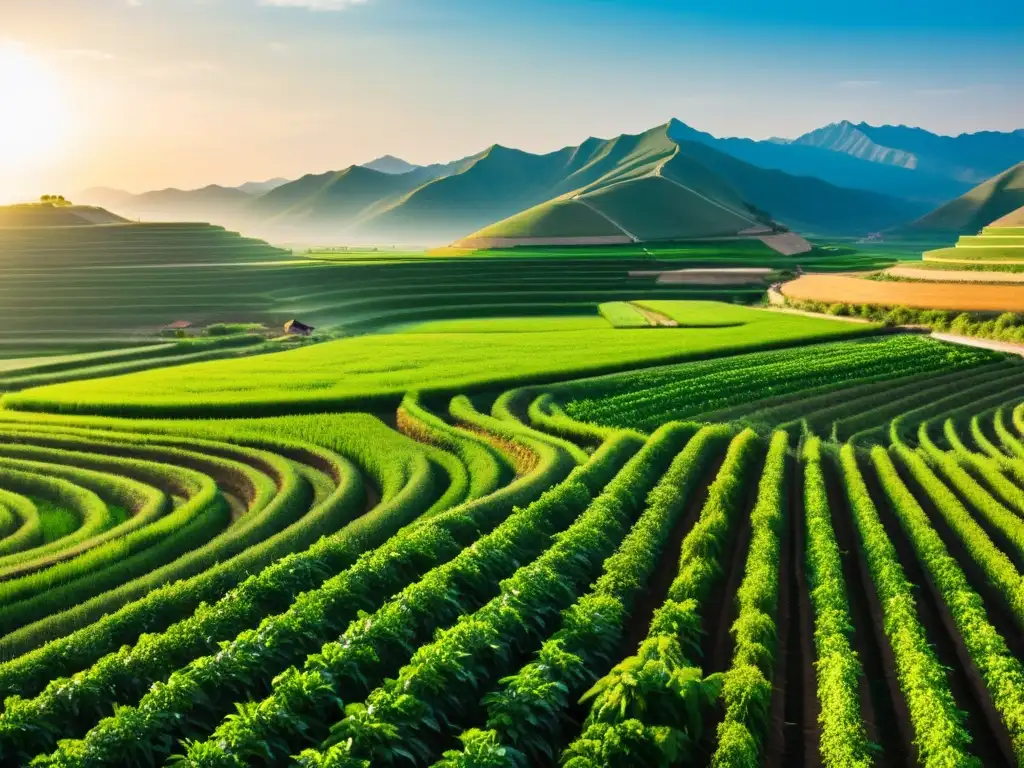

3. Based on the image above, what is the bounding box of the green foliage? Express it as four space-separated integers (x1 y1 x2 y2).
801 438 872 768
4 303 873 417
298 429 676 766
840 444 977 766
710 431 789 766
561 335 991 433
561 429 760 766
598 302 650 328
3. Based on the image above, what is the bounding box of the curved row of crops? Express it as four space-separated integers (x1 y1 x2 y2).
3 333 1024 766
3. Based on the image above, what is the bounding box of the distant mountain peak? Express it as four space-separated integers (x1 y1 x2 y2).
361 155 421 175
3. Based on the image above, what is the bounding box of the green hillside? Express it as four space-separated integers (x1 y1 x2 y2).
454 124 925 246
216 123 917 244
922 198 1024 263
0 203 127 229
896 161 1024 237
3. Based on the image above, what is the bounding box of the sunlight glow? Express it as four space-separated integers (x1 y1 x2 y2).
0 45 68 192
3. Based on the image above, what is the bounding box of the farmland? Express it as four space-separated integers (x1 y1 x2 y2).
5 224 1024 767
782 273 1024 313
1 285 1024 768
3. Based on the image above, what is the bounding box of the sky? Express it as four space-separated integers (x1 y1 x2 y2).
1 0 1023 201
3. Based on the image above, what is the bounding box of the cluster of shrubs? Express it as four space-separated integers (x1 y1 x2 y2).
788 298 1024 342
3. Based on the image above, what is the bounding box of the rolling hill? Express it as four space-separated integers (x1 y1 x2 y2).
990 205 1024 228
894 161 1024 237
0 203 128 228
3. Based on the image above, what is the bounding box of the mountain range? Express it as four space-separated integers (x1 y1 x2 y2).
77 120 1024 244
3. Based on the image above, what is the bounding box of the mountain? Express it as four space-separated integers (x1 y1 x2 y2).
667 120 985 203
79 178 288 220
894 162 1024 237
76 118 1017 243
793 121 1024 185
245 164 444 227
361 155 421 175
235 177 290 195
453 123 924 246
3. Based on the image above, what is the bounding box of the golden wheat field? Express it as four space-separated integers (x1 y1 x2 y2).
781 274 1024 312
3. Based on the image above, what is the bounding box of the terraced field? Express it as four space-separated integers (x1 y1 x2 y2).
2 303 1024 767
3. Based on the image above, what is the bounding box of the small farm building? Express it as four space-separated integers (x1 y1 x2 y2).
284 319 315 336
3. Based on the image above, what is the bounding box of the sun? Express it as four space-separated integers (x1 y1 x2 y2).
0 46 68 178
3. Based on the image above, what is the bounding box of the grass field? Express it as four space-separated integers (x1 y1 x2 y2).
3 302 876 416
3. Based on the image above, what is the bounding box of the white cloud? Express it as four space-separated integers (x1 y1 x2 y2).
258 0 370 10
268 41 290 53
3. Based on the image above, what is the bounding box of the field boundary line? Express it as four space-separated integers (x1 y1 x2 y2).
572 196 641 243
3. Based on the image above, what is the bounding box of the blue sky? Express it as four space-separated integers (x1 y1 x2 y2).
2 0 1022 196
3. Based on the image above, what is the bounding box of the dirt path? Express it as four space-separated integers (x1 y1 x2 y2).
887 267 1024 283
931 332 1024 357
627 302 678 327
761 232 814 256
572 196 641 243
923 257 1024 266
222 491 248 522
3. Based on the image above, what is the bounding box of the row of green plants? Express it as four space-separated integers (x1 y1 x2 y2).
0 467 109 565
0 428 369 684
32 431 635 767
0 443 235 606
883 369 1024 449
940 419 1024 516
788 364 1009 441
0 490 39 556
915 426 1024 575
0 448 168 578
397 393 510 499
4 408 574 760
874 444 1024 762
0 437 437 762
179 429 663 767
562 336 973 431
838 444 976 765
418 425 734 768
801 438 871 767
709 430 789 767
715 362 983 432
559 429 761 767
524 391 617 445
839 363 1022 444
0 428 304 637
291 428 682 767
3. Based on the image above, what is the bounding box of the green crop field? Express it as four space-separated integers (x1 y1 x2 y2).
4 230 1024 768
3 303 876 416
